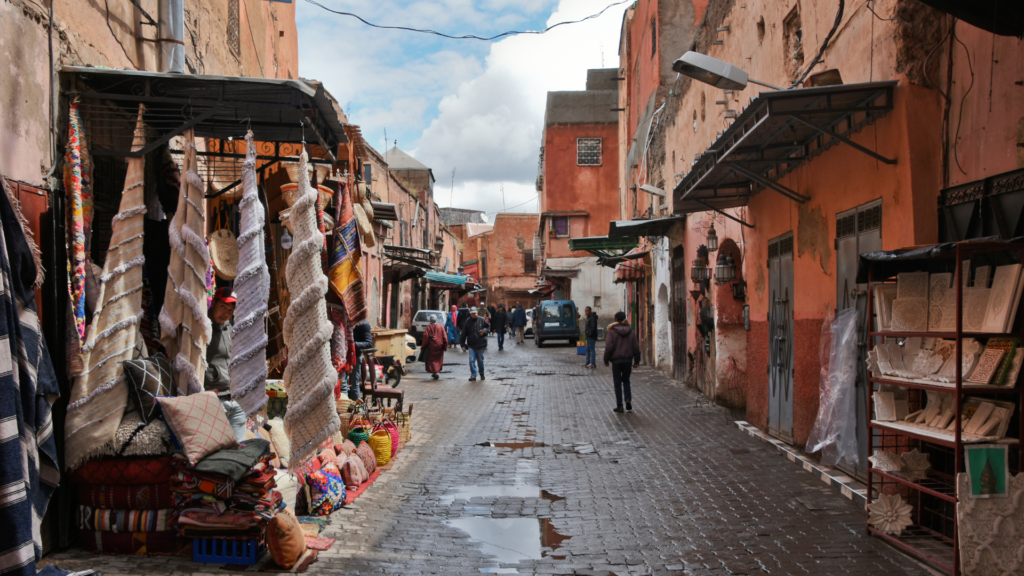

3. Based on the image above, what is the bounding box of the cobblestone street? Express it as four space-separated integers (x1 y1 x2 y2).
47 337 934 575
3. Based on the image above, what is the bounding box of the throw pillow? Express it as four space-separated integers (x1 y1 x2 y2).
156 392 237 466
356 442 376 475
122 353 173 424
266 510 307 569
340 454 367 489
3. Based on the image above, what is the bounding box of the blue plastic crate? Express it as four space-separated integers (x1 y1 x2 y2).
576 345 587 355
192 536 266 565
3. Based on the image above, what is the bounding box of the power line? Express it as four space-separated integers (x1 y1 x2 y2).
302 0 631 41
242 1 266 77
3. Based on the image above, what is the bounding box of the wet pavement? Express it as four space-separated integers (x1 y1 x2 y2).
45 335 935 575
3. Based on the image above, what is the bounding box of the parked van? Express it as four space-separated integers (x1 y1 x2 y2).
533 300 579 347
409 309 447 344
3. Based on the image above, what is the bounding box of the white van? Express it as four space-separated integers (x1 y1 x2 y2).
409 309 447 344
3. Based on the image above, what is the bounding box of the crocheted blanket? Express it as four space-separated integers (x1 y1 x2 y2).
65 106 148 470
229 132 269 417
283 150 340 466
159 128 212 395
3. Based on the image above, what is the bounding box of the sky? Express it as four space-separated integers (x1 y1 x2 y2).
296 0 627 217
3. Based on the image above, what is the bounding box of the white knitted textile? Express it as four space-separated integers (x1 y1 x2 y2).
159 129 212 395
283 149 340 466
65 106 147 469
229 132 269 417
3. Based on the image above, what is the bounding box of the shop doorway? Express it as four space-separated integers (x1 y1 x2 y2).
835 200 882 480
671 246 688 380
767 233 794 443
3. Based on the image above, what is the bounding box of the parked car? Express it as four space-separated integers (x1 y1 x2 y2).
405 334 417 364
408 309 447 344
534 300 579 347
525 308 534 337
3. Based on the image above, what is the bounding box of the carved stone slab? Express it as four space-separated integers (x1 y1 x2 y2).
891 298 928 333
982 264 1021 333
957 473 1024 576
964 289 992 333
967 348 1006 385
874 284 898 332
897 272 930 300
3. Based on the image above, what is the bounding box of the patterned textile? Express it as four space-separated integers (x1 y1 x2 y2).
355 442 377 475
172 469 233 499
63 100 93 342
282 150 341 467
92 410 172 458
159 129 212 395
328 181 366 323
329 307 354 375
77 483 174 510
178 508 265 528
305 462 345 516
77 506 175 532
78 529 180 555
339 454 368 489
157 392 237 466
192 438 270 482
122 353 173 424
0 189 60 576
230 133 270 417
65 106 147 470
71 456 175 486
304 535 335 551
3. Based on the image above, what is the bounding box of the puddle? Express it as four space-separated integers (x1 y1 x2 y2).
540 490 565 502
441 485 540 505
489 441 547 450
448 517 570 570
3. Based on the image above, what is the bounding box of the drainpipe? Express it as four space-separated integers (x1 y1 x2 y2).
159 0 185 73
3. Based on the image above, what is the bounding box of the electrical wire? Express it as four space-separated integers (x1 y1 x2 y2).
789 0 845 88
242 0 266 77
951 20 973 176
485 195 539 216
302 0 632 41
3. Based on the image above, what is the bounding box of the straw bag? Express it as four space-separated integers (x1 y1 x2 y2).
208 204 238 280
395 406 412 443
368 430 392 467
347 426 370 447
375 419 399 456
283 162 330 187
281 183 333 211
353 204 375 248
353 181 367 204
361 199 374 220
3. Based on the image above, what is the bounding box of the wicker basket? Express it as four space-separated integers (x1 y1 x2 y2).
368 430 392 467
336 397 352 415
376 420 400 456
395 411 412 443
347 426 370 447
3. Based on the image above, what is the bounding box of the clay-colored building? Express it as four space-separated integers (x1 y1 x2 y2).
456 213 542 310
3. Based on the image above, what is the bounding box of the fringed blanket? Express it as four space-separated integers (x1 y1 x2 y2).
283 150 340 467
77 506 175 532
159 128 212 395
230 132 269 417
63 100 93 342
328 182 366 323
0 188 60 576
65 106 147 471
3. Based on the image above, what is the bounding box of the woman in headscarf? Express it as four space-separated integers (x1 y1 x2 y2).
446 304 460 349
422 313 447 380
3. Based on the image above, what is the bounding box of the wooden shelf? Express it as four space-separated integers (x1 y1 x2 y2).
869 376 1017 394
869 467 957 503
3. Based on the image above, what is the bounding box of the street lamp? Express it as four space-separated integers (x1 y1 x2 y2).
714 253 736 285
672 51 784 91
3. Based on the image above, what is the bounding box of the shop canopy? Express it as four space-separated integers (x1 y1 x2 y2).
568 235 638 259
614 259 645 283
62 66 348 160
541 268 579 279
424 271 470 288
601 249 651 268
608 216 684 239
673 81 898 223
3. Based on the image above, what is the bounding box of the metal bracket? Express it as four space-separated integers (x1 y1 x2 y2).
692 199 755 228
787 115 897 165
728 164 809 203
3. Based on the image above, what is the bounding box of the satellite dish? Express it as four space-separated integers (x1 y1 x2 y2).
480 214 490 224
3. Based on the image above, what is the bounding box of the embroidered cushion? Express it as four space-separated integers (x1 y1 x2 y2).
305 462 345 516
122 353 174 424
339 454 367 489
267 510 307 569
356 442 376 475
336 439 356 456
156 392 237 466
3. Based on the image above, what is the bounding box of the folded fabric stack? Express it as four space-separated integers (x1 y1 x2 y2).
170 438 285 543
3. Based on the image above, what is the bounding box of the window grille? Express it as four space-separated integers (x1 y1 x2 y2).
228 0 240 56
577 138 602 166
524 253 537 274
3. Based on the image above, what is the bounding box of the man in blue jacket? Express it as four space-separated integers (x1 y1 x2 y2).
460 307 490 381
511 303 528 345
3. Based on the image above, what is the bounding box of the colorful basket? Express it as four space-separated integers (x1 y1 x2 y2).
376 420 400 456
347 426 370 447
368 430 392 467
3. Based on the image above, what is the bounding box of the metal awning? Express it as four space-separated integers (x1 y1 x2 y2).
424 271 470 288
608 216 684 238
372 202 398 221
673 81 898 217
383 244 433 269
568 236 639 259
62 66 348 160
599 249 651 268
540 268 579 279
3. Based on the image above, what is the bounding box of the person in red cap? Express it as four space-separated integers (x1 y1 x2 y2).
207 287 246 441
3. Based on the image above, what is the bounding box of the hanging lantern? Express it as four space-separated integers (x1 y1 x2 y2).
715 253 737 285
691 256 710 283
706 223 719 253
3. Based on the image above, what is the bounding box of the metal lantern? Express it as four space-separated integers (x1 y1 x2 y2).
691 257 710 283
706 223 719 253
715 253 736 285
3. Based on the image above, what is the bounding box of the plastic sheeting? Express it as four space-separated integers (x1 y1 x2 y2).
805 308 860 467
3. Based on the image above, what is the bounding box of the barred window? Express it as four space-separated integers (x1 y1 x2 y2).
524 252 537 274
577 138 602 166
228 0 240 55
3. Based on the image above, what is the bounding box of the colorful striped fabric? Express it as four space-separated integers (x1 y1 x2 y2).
63 101 93 342
77 506 175 532
328 181 367 323
77 483 174 510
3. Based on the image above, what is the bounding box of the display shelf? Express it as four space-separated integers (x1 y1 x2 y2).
869 376 1016 394
869 331 1022 339
868 526 955 575
868 467 957 503
870 420 1017 446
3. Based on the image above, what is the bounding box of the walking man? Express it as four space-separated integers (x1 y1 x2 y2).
205 288 247 442
422 314 447 380
511 302 527 344
492 304 509 351
583 306 598 368
460 307 490 381
603 311 640 413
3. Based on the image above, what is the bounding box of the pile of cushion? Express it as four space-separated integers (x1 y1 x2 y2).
295 438 377 515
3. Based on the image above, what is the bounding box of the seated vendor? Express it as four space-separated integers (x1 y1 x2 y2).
206 287 247 442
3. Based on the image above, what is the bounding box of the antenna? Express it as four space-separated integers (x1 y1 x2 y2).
500 181 506 212
449 167 456 210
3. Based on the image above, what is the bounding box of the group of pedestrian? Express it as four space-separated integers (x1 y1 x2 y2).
422 299 639 415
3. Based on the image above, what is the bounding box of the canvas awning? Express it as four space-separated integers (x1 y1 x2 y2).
608 216 684 238
673 81 898 218
614 259 645 283
424 271 470 288
568 235 639 259
599 249 651 268
540 268 579 279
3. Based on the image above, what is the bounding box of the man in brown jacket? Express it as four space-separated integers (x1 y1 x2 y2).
603 311 641 413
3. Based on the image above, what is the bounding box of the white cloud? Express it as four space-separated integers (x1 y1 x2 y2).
412 0 624 190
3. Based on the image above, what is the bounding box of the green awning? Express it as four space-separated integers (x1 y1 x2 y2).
424 271 469 287
568 235 639 259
